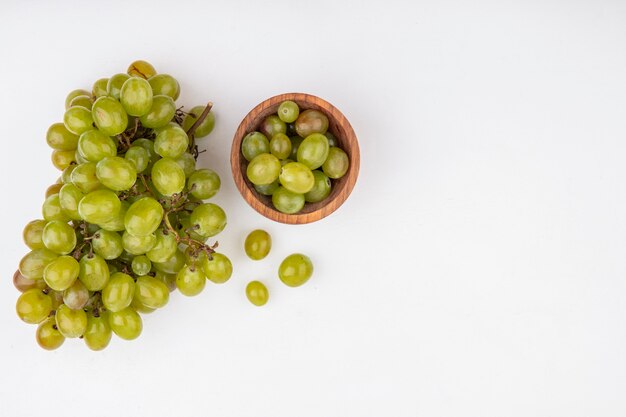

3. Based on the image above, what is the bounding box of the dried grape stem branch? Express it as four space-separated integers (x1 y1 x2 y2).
186 102 213 137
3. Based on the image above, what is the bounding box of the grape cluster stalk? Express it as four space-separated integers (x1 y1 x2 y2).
14 60 233 350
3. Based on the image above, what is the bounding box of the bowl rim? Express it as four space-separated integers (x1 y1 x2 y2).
230 92 360 224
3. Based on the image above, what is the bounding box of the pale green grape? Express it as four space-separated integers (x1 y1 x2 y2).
77 130 117 162
69 95 93 109
46 183 63 198
269 133 292 159
55 304 87 338
46 123 79 151
84 312 112 350
51 149 76 170
279 253 313 287
151 158 185 196
107 73 130 100
127 60 156 79
63 280 89 310
23 219 47 250
146 228 177 263
122 231 157 255
241 131 269 161
134 275 169 308
277 100 300 123
43 255 79 291
36 317 65 350
246 281 269 306
272 187 305 214
153 249 185 274
70 162 101 193
190 203 227 237
246 153 281 185
244 230 271 261
109 307 142 340
154 270 177 292
61 165 77 183
201 253 232 284
92 96 128 136
131 255 152 276
124 197 164 237
92 229 123 260
42 221 76 255
124 146 149 173
92 78 109 98
13 270 46 292
65 89 90 109
182 105 215 138
98 200 129 232
297 133 329 170
102 272 135 312
19 248 57 279
174 152 196 177
148 74 179 100
58 184 84 220
187 169 220 199
78 189 121 224
154 123 189 158
295 109 329 137
279 162 315 194
304 170 332 203
63 106 93 135
322 146 349 179
131 297 155 314
16 288 52 324
96 156 137 191
176 265 206 296
79 254 109 291
120 77 153 116
42 194 69 222
254 180 279 196
260 114 287 138
139 95 176 129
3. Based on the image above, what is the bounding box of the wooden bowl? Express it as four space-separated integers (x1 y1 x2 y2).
231 93 360 224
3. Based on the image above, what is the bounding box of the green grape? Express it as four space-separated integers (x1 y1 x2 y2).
134 275 169 308
79 254 109 291
46 183 63 198
43 255 79 291
289 136 303 159
241 131 270 161
200 252 232 284
78 189 121 224
146 228 177 263
49 289 65 309
92 96 128 136
63 106 93 135
151 157 185 196
277 100 300 123
322 146 349 179
92 78 109 98
174 152 196 177
42 221 76 255
96 156 137 191
42 194 69 222
92 229 123 260
139 95 176 129
190 203 227 237
124 146 150 173
77 130 117 162
148 74 179 100
297 133 329 170
127 60 156 79
295 109 329 137
120 77 153 116
269 133 292 159
304 170 332 203
324 132 337 147
36 317 65 350
51 149 76 170
187 169 220 199
154 270 177 292
254 180 279 196
16 288 52 324
272 186 305 214
65 89 91 109
63 279 89 310
23 219 47 250
58 184 84 220
260 115 287 138
70 162 101 193
13 269 47 292
176 265 206 296
46 123 79 151
246 281 269 306
279 162 315 193
247 153 281 185
109 307 142 340
131 296 155 314
175 211 207 242
278 253 314 287
55 304 87 338
124 197 164 237
102 272 135 312
182 105 215 138
122 231 157 255
19 248 57 279
153 249 186 274
69 95 93 110
131 255 152 276
61 165 77 183
84 312 112 350
98 200 129 232
154 123 189 158
107 73 130 100
244 230 271 261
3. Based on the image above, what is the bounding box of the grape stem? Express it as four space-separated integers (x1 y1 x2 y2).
185 102 213 137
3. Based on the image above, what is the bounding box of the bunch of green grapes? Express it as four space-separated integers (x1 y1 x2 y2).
14 60 233 351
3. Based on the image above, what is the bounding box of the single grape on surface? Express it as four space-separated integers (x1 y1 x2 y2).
246 281 269 306
278 254 314 287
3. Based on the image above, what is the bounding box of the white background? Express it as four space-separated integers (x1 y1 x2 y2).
1 0 625 416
